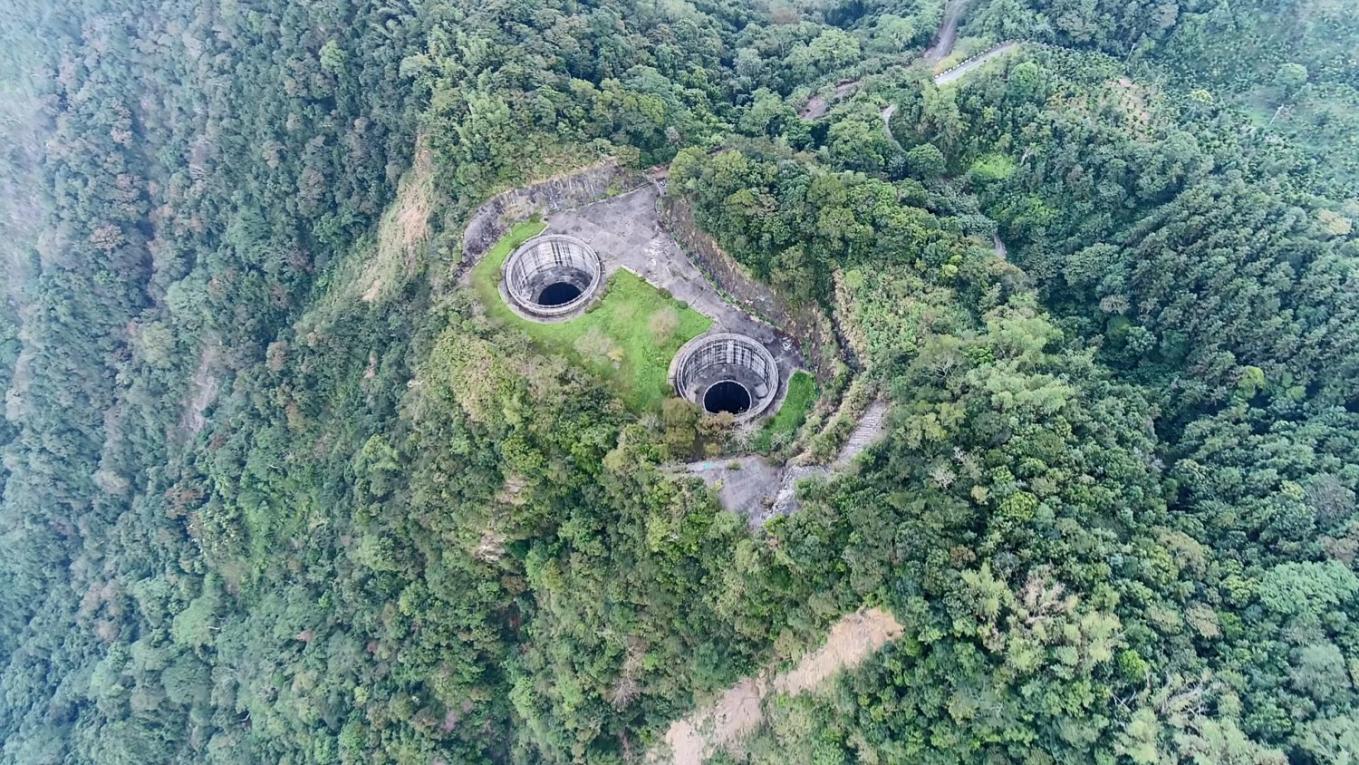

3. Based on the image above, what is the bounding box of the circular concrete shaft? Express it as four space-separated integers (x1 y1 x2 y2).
670 332 780 422
502 234 603 320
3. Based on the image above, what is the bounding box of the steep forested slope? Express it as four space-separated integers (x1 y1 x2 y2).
2 1 1358 764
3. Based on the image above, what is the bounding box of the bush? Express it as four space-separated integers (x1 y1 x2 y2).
905 143 947 178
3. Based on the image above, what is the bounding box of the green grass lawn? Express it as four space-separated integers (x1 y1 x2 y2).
472 220 712 411
753 370 818 452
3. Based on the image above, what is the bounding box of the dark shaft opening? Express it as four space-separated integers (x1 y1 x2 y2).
538 281 583 307
703 381 751 415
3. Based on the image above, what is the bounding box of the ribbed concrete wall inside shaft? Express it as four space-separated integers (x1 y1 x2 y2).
502 235 603 320
670 332 779 422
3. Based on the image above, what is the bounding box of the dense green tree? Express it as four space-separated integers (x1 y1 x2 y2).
4 1 1359 763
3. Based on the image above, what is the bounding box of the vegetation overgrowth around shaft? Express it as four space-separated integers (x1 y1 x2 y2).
472 222 711 412
753 370 818 453
5 0 1359 764
469 218 550 295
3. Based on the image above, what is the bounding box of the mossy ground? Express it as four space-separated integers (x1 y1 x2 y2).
472 220 712 411
753 370 818 452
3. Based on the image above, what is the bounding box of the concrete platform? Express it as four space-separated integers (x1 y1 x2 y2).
680 399 891 525
544 185 806 410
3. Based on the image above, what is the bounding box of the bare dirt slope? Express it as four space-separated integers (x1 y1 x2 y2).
924 0 969 64
832 400 890 469
653 607 904 764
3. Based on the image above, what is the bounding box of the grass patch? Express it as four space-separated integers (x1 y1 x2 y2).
753 370 818 452
472 219 550 283
471 221 712 411
969 153 1015 185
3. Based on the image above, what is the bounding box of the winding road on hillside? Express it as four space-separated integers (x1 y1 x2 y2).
923 0 1024 87
808 0 970 119
935 41 1021 85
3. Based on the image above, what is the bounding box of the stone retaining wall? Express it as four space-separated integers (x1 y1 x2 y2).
458 159 642 271
660 194 843 382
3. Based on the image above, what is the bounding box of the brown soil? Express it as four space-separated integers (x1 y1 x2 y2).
653 607 904 764
362 134 434 304
773 608 903 695
799 94 828 120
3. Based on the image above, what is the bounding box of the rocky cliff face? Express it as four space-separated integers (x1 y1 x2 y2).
660 194 845 381
458 160 640 270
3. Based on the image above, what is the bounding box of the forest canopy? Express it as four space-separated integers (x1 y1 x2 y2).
2 0 1358 763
